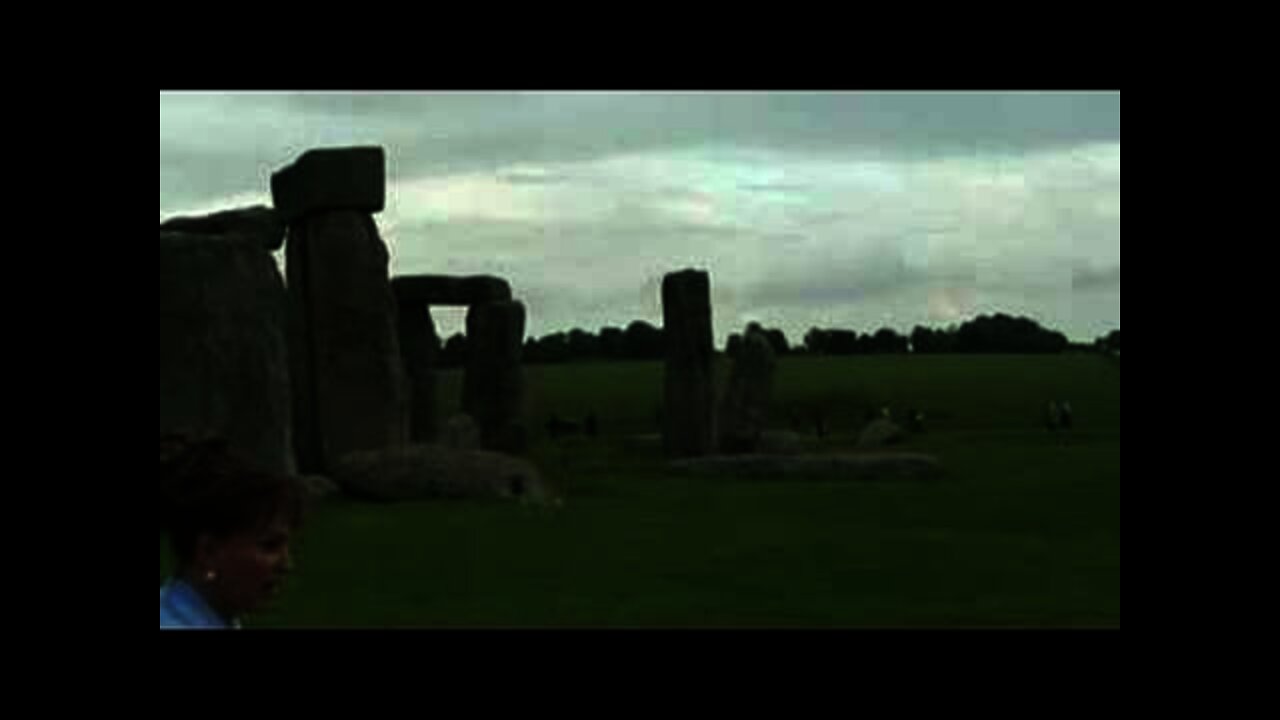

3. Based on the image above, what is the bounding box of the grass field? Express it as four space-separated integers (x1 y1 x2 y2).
161 354 1121 628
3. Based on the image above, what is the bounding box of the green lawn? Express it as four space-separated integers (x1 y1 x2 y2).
162 354 1121 628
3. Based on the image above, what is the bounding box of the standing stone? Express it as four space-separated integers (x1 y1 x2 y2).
857 418 906 450
396 301 440 444
160 206 286 252
286 211 409 473
719 328 778 454
271 146 386 224
662 269 715 459
159 231 295 477
443 414 482 451
462 301 527 454
391 275 513 307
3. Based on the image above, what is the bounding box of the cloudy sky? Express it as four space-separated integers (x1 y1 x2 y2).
160 92 1120 345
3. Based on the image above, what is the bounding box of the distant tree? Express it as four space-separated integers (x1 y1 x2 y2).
935 326 960 354
853 333 876 355
568 328 600 360
871 328 909 354
911 326 937 354
624 321 664 360
804 328 829 355
539 332 571 363
726 333 744 359
763 328 790 356
1105 330 1120 354
523 337 543 365
599 326 626 360
955 314 1067 354
827 329 859 356
440 332 469 368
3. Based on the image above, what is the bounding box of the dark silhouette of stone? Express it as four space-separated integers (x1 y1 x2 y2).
299 475 340 501
462 300 527 454
159 231 295 477
397 302 440 444
623 430 817 456
662 269 715 459
392 274 520 449
443 414 481 451
286 210 408 473
270 146 386 224
813 408 829 439
333 444 550 503
668 453 944 482
719 328 778 454
857 419 906 450
1044 401 1062 432
546 414 582 440
391 275 513 307
159 206 287 252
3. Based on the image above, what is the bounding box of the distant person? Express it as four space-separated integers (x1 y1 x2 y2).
813 408 829 439
907 408 926 434
160 435 304 630
546 415 581 441
789 408 806 434
1045 401 1062 432
1060 401 1074 430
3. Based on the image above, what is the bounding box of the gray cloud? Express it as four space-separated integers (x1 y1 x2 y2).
161 92 1119 342
161 92 1119 214
1072 264 1122 291
739 182 813 194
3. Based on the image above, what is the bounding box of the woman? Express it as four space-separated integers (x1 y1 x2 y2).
160 435 304 629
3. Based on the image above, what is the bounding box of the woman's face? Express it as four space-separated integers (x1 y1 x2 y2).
199 517 294 619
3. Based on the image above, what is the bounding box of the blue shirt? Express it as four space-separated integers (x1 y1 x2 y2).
160 579 241 629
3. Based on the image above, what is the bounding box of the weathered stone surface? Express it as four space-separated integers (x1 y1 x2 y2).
298 475 340 501
286 211 408 474
626 430 814 456
159 231 295 477
443 414 481 451
270 146 386 223
391 275 512 307
718 328 778 454
332 444 551 503
160 206 287 252
857 419 906 450
462 301 527 454
667 453 944 482
662 269 715 459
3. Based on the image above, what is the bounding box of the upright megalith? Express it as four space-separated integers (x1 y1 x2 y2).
662 269 715 459
159 229 295 476
462 300 528 455
719 325 778 454
394 274 528 455
274 147 408 474
395 298 441 444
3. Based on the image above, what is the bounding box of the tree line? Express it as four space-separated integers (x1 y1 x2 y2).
432 314 1120 368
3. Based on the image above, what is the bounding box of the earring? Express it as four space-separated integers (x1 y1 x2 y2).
205 569 218 583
